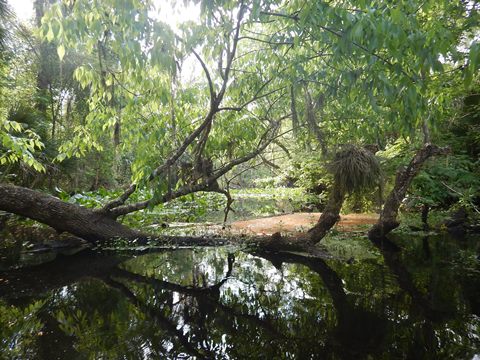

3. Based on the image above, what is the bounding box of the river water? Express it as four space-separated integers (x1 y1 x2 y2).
0 234 479 359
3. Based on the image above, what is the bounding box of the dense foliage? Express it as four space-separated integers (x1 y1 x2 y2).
1 3 480 358
0 0 479 222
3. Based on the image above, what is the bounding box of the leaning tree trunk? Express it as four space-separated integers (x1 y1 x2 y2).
260 182 346 252
307 182 345 243
0 183 140 242
368 144 449 240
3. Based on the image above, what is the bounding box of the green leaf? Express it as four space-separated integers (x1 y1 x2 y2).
46 25 54 42
57 45 66 61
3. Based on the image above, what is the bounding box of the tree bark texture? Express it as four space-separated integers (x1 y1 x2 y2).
264 180 347 251
0 183 140 242
0 183 232 247
307 182 345 243
368 144 449 240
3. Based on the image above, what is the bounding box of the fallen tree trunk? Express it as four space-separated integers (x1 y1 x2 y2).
0 181 321 253
0 183 237 248
0 183 140 242
0 181 324 254
368 144 449 240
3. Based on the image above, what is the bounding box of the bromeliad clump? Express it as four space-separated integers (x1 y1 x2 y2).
308 145 380 243
329 145 381 194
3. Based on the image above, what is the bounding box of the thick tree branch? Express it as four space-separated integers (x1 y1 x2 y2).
192 48 216 103
369 144 450 239
273 139 291 159
102 107 217 213
102 184 137 212
108 121 282 217
104 5 248 213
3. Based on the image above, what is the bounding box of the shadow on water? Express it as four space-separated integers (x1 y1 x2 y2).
1 233 479 359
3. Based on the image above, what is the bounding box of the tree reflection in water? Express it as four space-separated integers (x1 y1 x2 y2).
1 235 479 359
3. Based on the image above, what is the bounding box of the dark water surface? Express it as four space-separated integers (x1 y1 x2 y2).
1 234 479 359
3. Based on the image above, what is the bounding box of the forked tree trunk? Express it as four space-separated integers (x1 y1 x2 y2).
0 183 140 242
369 144 449 240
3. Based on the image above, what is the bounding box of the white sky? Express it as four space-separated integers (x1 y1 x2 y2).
8 0 200 27
8 0 33 22
9 0 211 85
8 0 202 81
